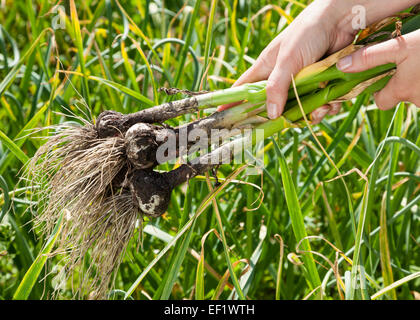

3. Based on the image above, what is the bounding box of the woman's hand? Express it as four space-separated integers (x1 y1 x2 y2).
218 0 356 120
218 0 420 122
337 29 420 109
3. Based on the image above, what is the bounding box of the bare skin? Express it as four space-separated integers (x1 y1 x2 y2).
337 29 420 110
218 0 420 123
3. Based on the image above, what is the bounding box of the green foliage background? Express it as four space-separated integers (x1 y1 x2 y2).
0 0 419 300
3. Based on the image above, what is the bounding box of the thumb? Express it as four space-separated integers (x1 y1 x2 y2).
336 37 407 73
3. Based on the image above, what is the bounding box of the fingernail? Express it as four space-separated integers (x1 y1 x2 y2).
311 107 329 124
267 103 278 119
337 55 352 71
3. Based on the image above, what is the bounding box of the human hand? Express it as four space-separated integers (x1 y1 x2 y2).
337 29 420 110
218 0 420 123
218 0 359 120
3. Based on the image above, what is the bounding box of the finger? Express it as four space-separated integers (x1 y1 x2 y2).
266 54 302 119
233 61 272 87
373 76 402 110
336 37 407 73
328 102 342 115
310 105 331 125
217 61 272 112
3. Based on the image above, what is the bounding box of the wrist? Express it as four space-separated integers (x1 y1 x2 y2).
361 0 420 23
334 0 420 34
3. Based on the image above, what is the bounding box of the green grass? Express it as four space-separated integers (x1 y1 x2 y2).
0 0 419 300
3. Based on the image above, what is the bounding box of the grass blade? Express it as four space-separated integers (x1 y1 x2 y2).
276 146 321 293
13 213 63 300
379 193 396 299
0 175 10 223
371 272 420 300
0 129 29 164
69 0 90 106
